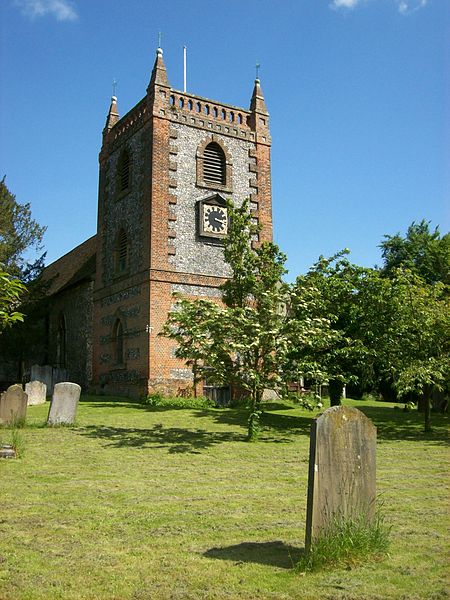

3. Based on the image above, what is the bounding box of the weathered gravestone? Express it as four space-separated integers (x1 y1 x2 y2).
0 384 28 426
25 381 47 405
31 364 53 394
305 405 376 550
47 382 81 426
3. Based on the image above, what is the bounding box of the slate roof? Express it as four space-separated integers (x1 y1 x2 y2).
41 235 97 296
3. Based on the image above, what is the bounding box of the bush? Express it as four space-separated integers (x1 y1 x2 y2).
142 393 215 410
298 509 391 572
287 392 323 411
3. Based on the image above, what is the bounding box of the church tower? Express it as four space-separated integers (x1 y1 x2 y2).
92 48 272 397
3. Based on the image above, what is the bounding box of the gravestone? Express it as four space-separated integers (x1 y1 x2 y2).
31 364 53 393
25 381 47 405
0 384 28 426
305 405 376 550
0 444 16 459
47 382 81 426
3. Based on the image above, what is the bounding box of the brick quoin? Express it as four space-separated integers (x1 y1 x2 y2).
92 48 273 398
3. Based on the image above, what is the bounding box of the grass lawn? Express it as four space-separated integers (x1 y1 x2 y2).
0 396 448 600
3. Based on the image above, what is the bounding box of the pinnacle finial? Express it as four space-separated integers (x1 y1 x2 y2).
112 78 118 97
255 62 260 81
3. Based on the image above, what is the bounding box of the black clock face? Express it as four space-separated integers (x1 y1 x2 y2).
203 205 228 235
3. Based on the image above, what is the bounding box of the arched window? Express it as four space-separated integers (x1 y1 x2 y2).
203 142 226 186
114 228 129 274
56 313 66 368
117 149 131 193
113 319 124 365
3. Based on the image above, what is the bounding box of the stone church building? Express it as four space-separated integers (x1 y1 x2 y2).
42 48 273 398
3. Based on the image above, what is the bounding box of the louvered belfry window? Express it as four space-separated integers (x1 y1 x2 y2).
118 149 130 192
203 142 226 185
116 229 128 273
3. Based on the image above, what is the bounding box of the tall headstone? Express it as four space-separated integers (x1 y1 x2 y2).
25 381 47 405
47 382 81 426
305 405 377 550
0 384 28 426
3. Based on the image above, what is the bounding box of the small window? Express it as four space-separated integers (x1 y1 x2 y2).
203 142 226 186
115 228 129 274
113 319 124 365
117 149 131 193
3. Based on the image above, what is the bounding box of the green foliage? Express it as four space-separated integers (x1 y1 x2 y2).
161 199 334 440
143 393 215 410
246 410 261 441
9 427 26 458
0 268 26 332
0 177 46 279
380 220 450 285
286 391 323 411
298 509 391 572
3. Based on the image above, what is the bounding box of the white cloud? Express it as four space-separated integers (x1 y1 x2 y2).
397 0 428 14
331 0 362 8
14 0 78 22
330 0 429 13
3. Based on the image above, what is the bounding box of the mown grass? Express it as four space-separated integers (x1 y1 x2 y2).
0 396 448 600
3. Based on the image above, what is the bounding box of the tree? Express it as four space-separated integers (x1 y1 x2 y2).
293 252 375 405
361 269 449 431
0 269 26 332
161 199 332 440
0 177 46 280
380 220 450 286
0 179 48 378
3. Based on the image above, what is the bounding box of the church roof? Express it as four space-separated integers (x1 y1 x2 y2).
42 235 97 296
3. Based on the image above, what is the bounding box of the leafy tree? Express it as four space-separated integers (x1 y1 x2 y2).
161 199 332 440
361 269 449 431
0 179 48 378
0 177 46 280
380 220 450 286
0 269 26 332
292 252 375 405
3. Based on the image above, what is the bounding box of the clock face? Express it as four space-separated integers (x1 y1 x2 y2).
202 204 228 237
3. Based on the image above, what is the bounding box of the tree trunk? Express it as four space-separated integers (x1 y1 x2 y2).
424 385 432 433
329 379 343 406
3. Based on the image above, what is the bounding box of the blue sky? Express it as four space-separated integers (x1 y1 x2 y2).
0 0 448 280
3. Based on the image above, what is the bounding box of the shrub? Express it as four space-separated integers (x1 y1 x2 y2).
298 509 391 572
142 393 215 410
287 392 323 411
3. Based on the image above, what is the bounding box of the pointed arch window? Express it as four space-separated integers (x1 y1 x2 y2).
56 313 66 368
117 148 131 194
113 318 124 365
114 228 129 274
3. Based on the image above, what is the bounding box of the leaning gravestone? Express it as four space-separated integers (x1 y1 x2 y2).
305 405 376 550
0 384 28 426
47 382 81 426
25 381 47 405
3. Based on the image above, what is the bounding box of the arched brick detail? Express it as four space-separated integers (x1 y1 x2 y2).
196 135 233 193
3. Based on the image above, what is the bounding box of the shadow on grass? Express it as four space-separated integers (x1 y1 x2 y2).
353 405 449 445
79 424 245 453
78 396 449 446
203 541 303 570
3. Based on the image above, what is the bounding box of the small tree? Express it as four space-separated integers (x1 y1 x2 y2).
366 269 449 431
161 199 332 440
293 253 375 405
